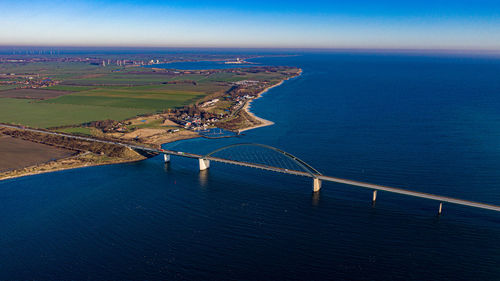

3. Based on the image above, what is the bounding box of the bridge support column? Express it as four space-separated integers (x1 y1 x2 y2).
163 154 170 163
313 178 322 192
438 202 443 215
372 190 377 203
199 158 210 171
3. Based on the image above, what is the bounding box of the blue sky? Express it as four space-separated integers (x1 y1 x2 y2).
1 0 499 50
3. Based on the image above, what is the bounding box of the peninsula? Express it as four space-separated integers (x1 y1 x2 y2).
0 53 301 180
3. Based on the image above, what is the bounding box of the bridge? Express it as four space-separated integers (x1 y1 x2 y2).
2 123 500 214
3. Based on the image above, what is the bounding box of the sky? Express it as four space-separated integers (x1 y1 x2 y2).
1 0 500 50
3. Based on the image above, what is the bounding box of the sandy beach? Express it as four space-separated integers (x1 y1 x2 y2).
238 69 302 133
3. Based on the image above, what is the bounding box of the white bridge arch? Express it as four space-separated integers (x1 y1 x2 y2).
198 143 323 191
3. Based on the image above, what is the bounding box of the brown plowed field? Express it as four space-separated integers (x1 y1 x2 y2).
0 135 75 172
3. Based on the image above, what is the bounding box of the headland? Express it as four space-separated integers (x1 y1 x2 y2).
0 53 301 180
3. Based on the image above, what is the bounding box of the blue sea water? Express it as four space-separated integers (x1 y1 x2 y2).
1 53 500 280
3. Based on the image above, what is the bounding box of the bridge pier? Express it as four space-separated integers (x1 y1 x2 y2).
313 178 322 192
438 202 443 215
199 158 210 171
163 154 170 163
372 190 377 203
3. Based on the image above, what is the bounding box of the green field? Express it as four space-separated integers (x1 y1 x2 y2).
0 62 108 80
60 73 212 86
0 81 218 128
128 119 166 130
42 84 209 110
0 98 150 128
0 61 299 129
56 127 95 136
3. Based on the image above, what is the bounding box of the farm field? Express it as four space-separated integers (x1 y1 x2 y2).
0 135 75 172
0 98 150 128
0 60 298 129
56 127 95 136
39 82 227 113
0 62 110 80
42 90 206 110
0 88 72 99
48 85 96 91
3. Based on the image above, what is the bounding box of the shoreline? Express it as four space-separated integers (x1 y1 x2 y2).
238 69 302 133
0 154 145 182
0 69 301 181
0 132 198 182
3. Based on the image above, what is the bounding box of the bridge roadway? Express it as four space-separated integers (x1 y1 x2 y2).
1 124 500 213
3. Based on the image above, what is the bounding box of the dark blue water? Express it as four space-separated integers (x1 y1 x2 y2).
1 54 500 280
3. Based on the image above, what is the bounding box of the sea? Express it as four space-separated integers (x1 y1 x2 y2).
1 53 500 280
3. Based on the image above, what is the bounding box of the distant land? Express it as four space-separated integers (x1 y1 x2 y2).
0 51 300 179
1 46 500 57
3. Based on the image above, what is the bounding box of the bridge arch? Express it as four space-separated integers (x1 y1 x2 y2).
203 143 322 178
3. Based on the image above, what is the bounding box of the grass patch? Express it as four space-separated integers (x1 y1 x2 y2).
57 127 94 136
206 100 233 115
128 119 165 130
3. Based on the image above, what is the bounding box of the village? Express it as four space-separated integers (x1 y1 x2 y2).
89 78 268 139
0 73 59 89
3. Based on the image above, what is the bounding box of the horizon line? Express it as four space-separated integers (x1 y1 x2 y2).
1 44 500 55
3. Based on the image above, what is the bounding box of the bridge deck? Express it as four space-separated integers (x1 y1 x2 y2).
2 124 499 213
202 155 500 212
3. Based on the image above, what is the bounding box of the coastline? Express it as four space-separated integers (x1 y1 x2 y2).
238 69 302 133
0 153 145 182
0 132 198 182
0 69 301 181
